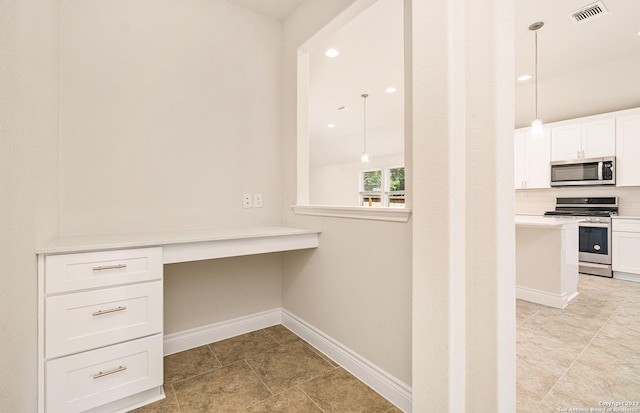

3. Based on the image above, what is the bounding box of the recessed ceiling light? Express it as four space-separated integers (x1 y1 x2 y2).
327 123 335 128
517 74 533 81
325 48 340 58
385 87 397 93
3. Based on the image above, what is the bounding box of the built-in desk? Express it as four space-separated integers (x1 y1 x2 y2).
36 226 320 413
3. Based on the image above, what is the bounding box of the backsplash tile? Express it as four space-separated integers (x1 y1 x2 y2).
516 186 640 216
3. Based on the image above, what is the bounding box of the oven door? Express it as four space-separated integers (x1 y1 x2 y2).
578 222 611 265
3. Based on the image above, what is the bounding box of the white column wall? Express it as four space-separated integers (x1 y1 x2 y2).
411 0 515 412
0 1 60 411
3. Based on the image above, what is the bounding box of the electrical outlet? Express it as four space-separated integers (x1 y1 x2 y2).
242 193 252 208
254 193 263 208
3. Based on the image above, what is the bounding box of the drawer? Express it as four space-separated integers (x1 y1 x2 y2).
612 219 640 233
45 247 162 294
46 334 163 413
46 281 163 358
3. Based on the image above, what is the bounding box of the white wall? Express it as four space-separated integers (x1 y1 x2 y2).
310 153 404 205
281 0 412 386
0 1 59 410
57 0 286 331
58 0 284 235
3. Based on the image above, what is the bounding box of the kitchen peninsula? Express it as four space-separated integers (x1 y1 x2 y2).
515 215 579 309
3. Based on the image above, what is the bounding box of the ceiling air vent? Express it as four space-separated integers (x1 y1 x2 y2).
568 1 609 25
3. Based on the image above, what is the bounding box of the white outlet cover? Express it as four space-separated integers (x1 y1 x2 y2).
242 193 252 208
254 193 263 208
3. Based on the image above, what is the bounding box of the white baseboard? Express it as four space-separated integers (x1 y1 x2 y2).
163 308 281 356
281 309 412 413
516 286 578 309
613 271 640 283
162 308 412 412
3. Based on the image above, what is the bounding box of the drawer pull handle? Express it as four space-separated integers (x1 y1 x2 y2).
93 365 127 379
92 306 127 316
93 264 127 271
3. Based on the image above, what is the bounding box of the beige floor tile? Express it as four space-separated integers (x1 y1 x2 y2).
516 354 567 402
173 361 272 413
517 325 584 369
163 345 221 385
130 385 181 413
246 386 323 412
540 359 632 409
300 368 395 413
208 330 282 366
246 341 334 394
516 299 546 322
515 395 544 413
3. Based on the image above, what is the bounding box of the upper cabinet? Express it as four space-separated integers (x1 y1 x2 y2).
551 118 615 161
616 113 640 187
514 127 551 189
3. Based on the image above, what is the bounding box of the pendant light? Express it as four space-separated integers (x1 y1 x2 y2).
361 93 370 163
529 21 544 139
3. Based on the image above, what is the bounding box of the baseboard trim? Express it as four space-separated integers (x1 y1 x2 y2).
163 308 281 356
516 286 578 309
281 309 412 413
613 271 640 283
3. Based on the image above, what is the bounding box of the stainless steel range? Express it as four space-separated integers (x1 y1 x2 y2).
544 197 618 277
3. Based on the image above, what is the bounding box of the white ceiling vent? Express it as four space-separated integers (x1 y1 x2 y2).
568 1 609 25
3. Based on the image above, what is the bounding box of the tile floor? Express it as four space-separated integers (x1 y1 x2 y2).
134 274 640 413
517 274 640 412
133 325 401 413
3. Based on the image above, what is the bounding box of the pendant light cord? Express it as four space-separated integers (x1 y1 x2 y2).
362 93 368 153
534 29 538 121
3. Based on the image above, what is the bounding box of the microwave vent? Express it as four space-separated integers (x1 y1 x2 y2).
568 1 609 25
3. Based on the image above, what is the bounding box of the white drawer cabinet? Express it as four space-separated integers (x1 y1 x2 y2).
39 247 164 413
45 247 162 294
612 219 640 275
46 334 163 413
46 281 163 358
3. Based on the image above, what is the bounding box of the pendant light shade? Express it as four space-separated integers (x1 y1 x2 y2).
361 93 369 163
531 119 544 139
529 21 544 139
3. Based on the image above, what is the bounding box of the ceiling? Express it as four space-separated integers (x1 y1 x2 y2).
226 0 304 22
229 0 640 166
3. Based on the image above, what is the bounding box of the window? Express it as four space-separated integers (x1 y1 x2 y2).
387 167 406 207
360 167 405 207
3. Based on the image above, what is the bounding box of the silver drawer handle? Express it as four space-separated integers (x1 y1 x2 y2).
92 306 126 316
93 365 127 379
93 264 127 271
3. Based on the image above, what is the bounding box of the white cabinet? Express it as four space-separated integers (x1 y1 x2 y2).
551 118 615 161
612 219 640 275
40 247 164 413
615 113 640 186
514 127 551 189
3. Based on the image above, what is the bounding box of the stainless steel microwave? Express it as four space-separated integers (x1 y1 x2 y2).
550 156 615 187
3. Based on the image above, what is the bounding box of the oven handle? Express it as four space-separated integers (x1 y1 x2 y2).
578 222 610 228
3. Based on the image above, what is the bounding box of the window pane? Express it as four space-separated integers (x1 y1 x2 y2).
388 193 405 208
388 167 405 191
361 195 382 207
362 170 382 191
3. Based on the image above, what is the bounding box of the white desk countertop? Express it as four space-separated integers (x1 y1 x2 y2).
37 226 321 264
